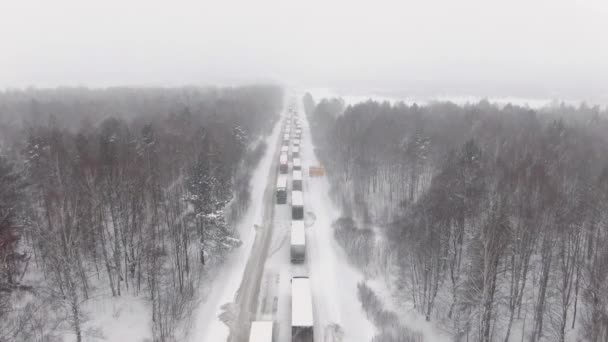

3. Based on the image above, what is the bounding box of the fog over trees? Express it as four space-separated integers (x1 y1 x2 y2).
0 86 282 341
1 85 608 342
304 93 608 342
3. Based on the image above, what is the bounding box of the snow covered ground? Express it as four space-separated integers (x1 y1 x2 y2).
366 278 451 342
64 294 152 342
306 87 580 109
187 113 283 342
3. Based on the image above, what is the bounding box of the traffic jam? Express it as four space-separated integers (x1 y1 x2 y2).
248 104 314 342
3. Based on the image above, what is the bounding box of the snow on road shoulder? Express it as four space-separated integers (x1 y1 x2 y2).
188 115 282 342
298 99 376 341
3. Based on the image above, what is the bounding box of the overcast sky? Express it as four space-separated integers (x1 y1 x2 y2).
1 0 607 102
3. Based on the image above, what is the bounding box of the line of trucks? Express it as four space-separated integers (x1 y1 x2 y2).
249 104 313 342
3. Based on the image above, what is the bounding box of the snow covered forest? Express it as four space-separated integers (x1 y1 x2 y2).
304 93 608 342
0 86 283 341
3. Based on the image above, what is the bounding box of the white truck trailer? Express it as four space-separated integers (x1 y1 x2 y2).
293 158 302 171
279 153 288 174
292 146 300 158
291 277 314 342
293 169 302 190
248 321 273 342
276 175 287 204
290 220 306 263
291 190 304 220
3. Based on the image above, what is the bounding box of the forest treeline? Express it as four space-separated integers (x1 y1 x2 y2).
0 85 282 341
304 93 608 342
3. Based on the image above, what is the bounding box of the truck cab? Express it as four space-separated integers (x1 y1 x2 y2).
279 153 288 174
293 169 302 190
276 175 287 204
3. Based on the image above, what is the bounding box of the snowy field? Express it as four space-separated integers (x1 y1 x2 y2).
305 87 582 109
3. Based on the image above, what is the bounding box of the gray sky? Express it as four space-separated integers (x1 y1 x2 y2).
1 0 607 102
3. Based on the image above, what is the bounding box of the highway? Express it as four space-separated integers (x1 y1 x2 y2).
193 94 375 342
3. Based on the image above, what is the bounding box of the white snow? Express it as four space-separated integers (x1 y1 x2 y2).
291 277 314 327
248 321 273 342
63 294 152 342
305 86 581 109
188 113 282 342
367 278 451 342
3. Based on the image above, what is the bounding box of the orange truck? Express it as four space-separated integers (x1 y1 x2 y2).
309 166 325 177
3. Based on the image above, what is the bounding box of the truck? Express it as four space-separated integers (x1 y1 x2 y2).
276 175 287 204
293 158 301 171
279 153 288 174
290 220 306 263
292 169 302 190
291 190 303 220
291 277 314 342
309 166 325 177
248 321 273 342
292 146 300 158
